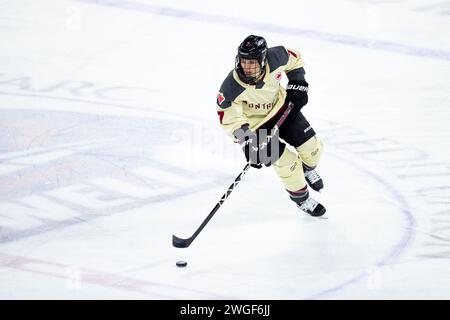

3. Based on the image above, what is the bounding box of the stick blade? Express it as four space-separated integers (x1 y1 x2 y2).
172 235 191 248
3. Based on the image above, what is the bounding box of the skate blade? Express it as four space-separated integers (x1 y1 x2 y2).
298 210 328 220
308 213 328 219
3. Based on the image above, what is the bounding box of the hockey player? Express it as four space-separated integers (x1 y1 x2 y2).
216 35 326 217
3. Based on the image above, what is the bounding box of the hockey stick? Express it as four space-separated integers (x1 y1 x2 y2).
172 102 294 248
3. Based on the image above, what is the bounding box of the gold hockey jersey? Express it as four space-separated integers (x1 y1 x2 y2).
216 46 306 138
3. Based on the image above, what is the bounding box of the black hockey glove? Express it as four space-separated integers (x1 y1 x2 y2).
233 124 263 169
286 80 309 110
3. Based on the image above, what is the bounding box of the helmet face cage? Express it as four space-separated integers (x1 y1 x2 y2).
235 35 268 85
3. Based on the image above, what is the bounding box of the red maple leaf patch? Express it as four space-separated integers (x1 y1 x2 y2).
217 92 225 105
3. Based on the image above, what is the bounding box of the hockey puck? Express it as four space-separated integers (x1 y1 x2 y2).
176 260 187 267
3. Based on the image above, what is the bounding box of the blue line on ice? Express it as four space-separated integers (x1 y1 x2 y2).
79 0 450 62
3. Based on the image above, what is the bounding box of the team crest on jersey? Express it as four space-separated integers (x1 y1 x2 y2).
217 92 225 105
275 72 282 81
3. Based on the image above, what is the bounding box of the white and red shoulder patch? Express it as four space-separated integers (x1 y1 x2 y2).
275 72 282 81
217 92 225 105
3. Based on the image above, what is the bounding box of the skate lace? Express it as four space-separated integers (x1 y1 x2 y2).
305 169 321 184
298 197 318 212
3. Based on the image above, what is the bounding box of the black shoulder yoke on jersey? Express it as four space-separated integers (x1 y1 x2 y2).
267 46 289 72
217 71 245 108
267 46 305 82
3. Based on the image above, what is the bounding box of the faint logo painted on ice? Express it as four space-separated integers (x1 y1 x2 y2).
0 73 157 103
0 79 231 243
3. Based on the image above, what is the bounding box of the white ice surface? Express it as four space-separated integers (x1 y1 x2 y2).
0 0 450 299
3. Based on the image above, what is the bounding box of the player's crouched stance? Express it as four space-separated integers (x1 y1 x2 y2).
216 35 325 217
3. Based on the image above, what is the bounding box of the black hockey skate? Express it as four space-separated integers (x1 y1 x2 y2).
304 168 323 192
297 197 326 217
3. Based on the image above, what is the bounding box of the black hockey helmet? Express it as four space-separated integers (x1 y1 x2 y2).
235 35 268 84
